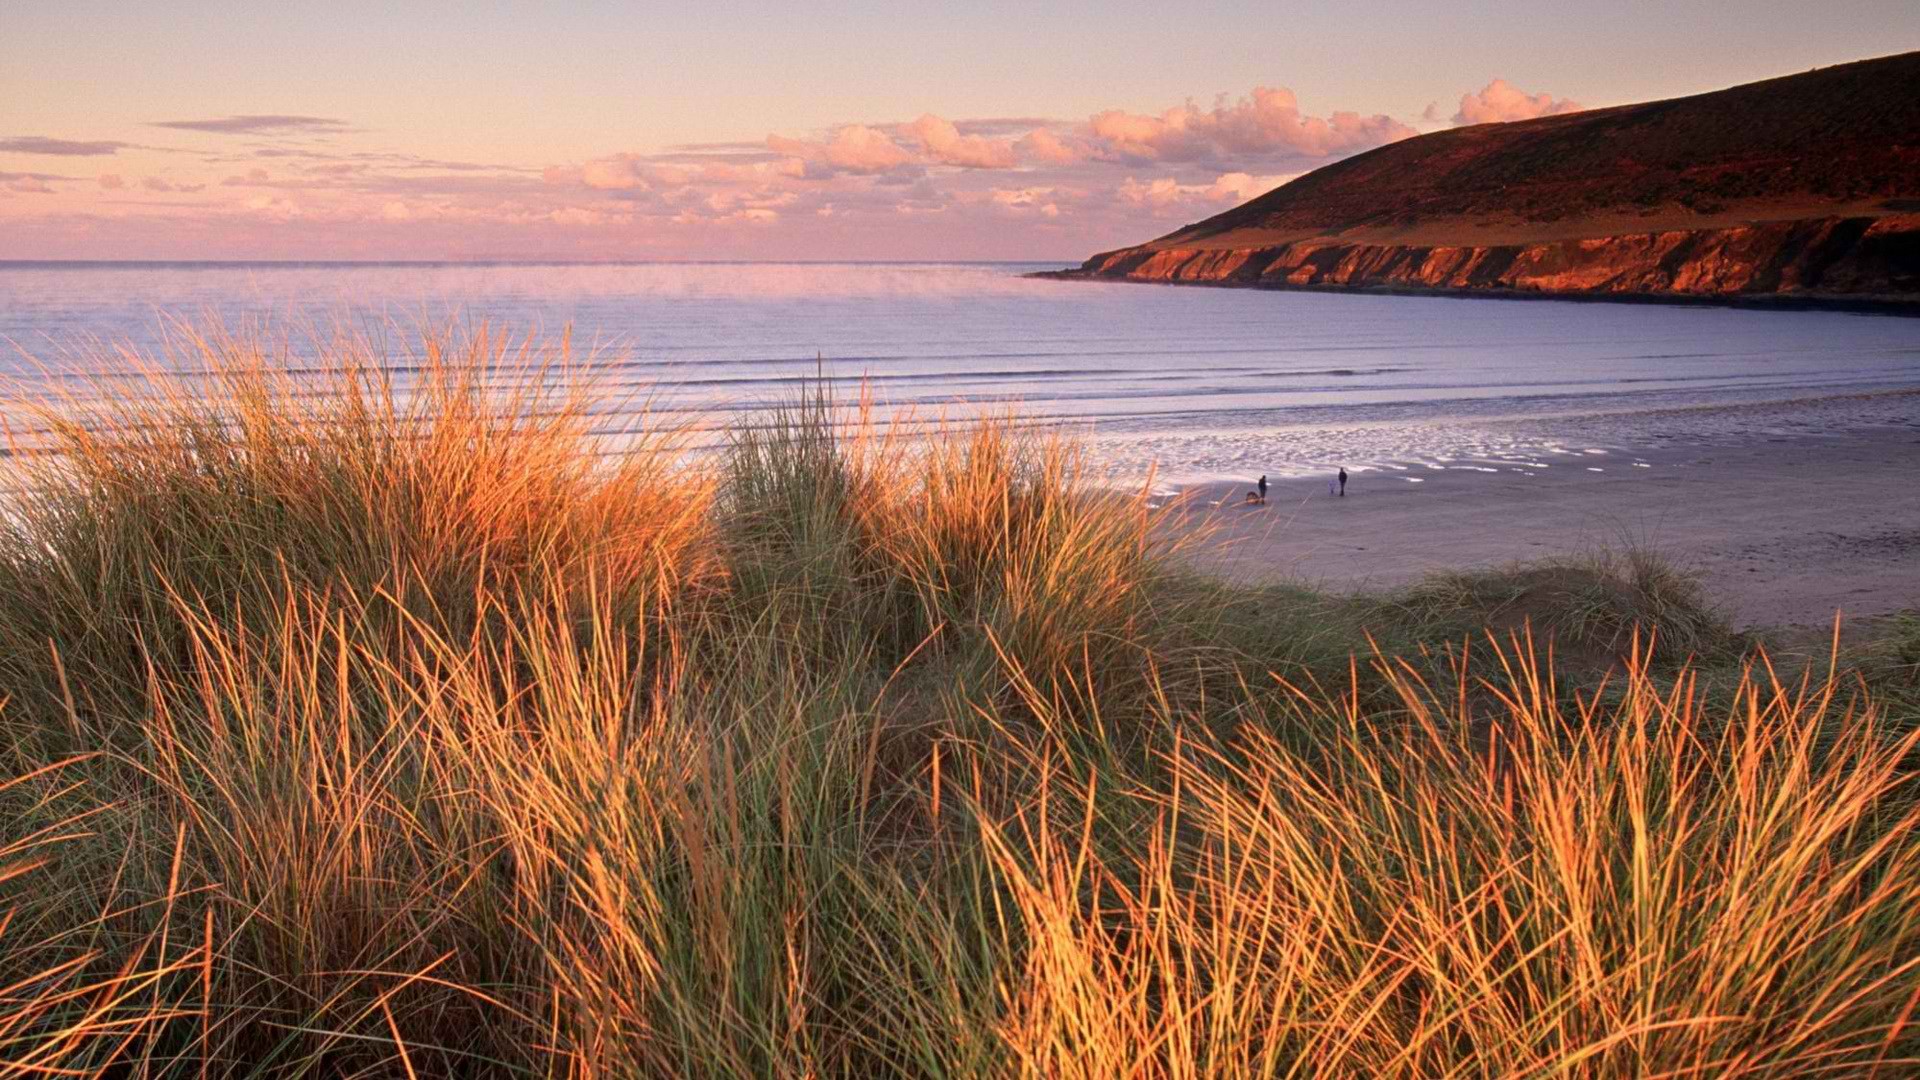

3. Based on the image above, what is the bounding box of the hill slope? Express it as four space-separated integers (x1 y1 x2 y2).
1056 52 1920 306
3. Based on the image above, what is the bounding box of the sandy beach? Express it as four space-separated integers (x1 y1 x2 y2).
1169 424 1920 629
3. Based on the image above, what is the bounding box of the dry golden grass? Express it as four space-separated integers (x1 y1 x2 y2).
1 324 1915 1077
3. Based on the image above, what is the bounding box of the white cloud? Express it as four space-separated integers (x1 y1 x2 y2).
581 154 651 190
1085 87 1414 166
1452 79 1584 125
768 124 917 176
903 114 1016 169
1205 171 1290 203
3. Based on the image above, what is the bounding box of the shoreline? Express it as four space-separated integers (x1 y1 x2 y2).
1030 268 1920 317
1163 424 1920 630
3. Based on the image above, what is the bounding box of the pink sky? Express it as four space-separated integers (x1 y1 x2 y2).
2 3 1911 261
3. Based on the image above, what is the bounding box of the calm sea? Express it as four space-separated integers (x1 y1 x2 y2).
2 260 1915 487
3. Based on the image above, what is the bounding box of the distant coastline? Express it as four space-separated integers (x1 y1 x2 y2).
1029 262 1920 316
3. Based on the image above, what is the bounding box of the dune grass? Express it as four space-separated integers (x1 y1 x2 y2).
2 324 1917 1077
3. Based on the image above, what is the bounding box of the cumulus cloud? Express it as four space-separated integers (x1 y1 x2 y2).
1114 170 1293 215
986 186 1063 218
580 154 650 190
1085 87 1414 166
1116 176 1194 209
14 80 1456 257
731 85 1403 185
496 80 1425 258
1205 171 1291 202
150 115 351 135
1013 127 1088 165
901 114 1016 169
557 152 788 197
1451 79 1584 126
0 136 129 156
768 124 917 176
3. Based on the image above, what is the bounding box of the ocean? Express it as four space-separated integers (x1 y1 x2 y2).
2 260 1915 488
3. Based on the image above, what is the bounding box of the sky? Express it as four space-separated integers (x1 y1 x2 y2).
3 1 1916 261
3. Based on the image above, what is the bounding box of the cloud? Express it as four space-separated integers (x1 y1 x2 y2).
557 153 786 197
1205 171 1291 202
1014 127 1088 165
142 176 205 193
549 205 631 227
581 154 651 190
952 117 1063 138
1 172 61 193
11 80 1453 258
986 186 1063 218
1084 87 1414 166
1114 170 1294 215
0 136 129 156
150 115 351 135
1451 80 1583 125
1116 176 1193 209
768 125 917 176
902 114 1016 169
242 194 302 218
719 207 778 225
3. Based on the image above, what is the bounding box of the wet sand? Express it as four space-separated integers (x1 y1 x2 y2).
1168 426 1920 629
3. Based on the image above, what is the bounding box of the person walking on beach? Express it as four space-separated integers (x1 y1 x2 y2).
1257 475 1267 502
1338 467 1348 497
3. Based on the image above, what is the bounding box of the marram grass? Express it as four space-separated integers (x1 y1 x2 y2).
0 324 1915 1078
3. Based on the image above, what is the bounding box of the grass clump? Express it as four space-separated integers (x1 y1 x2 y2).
1383 546 1739 672
1 323 1917 1077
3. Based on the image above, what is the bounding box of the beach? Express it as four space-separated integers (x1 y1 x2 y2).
1169 422 1920 629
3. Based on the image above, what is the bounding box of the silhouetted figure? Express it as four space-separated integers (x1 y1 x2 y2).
1257 475 1267 501
1338 468 1348 497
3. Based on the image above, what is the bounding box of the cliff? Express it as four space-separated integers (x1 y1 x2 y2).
1053 52 1920 307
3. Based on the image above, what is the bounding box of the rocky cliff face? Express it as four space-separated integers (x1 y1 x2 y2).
1063 215 1920 305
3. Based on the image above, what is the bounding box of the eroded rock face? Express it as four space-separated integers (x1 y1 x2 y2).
1064 215 1920 305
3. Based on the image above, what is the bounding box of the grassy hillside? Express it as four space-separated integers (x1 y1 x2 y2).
3 324 1918 1077
1147 51 1920 250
